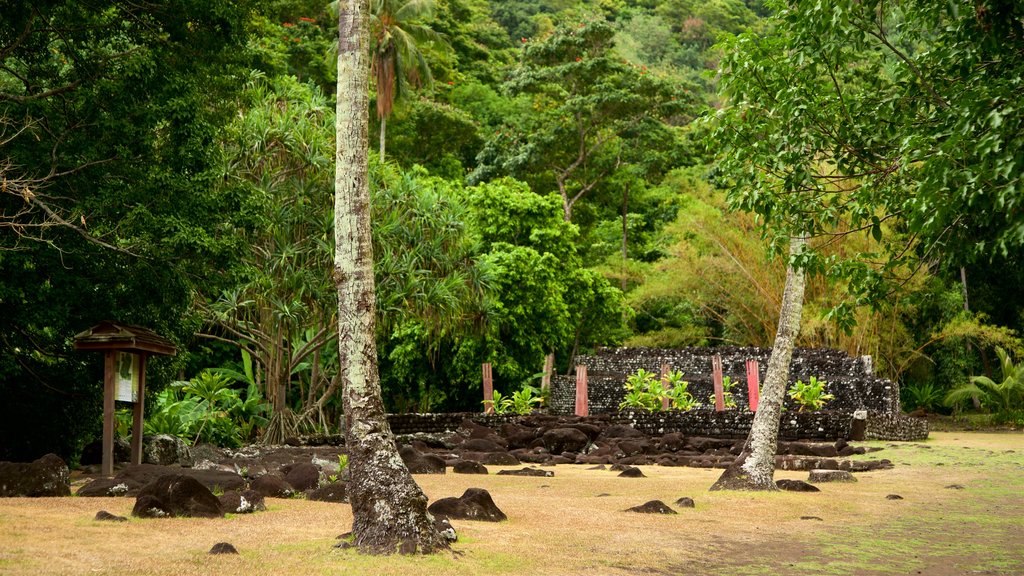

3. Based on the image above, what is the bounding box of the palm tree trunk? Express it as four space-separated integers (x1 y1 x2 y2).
711 235 807 491
335 0 447 554
379 115 386 161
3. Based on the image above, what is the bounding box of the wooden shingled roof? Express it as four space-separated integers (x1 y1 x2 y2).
73 321 177 356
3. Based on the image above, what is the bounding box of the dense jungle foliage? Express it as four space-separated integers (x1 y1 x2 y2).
2 0 1021 461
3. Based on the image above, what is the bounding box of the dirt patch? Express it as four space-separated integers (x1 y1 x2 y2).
0 432 1021 575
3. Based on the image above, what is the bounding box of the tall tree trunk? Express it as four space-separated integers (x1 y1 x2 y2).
711 235 807 491
335 0 448 554
379 115 386 162
621 183 628 293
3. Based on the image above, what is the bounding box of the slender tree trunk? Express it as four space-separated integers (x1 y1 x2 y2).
379 115 386 162
621 183 628 293
711 235 807 491
335 0 448 554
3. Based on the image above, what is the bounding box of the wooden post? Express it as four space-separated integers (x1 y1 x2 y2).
660 363 671 411
541 353 554 392
482 363 494 414
575 365 588 417
102 351 116 477
131 354 148 465
745 359 760 412
712 354 725 412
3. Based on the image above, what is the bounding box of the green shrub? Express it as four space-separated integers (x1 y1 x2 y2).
787 376 834 412
945 347 1024 416
620 368 699 412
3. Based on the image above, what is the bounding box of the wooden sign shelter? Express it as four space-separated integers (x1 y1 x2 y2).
74 321 177 476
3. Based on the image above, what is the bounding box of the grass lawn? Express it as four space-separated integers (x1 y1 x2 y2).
0 431 1021 575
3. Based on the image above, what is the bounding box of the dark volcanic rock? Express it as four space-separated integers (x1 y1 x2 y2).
94 510 128 522
428 488 507 522
600 424 644 440
283 462 320 491
674 497 695 508
776 479 821 492
496 467 554 477
0 454 70 497
625 500 676 514
77 477 137 497
480 451 520 466
80 437 132 466
143 435 194 466
209 542 239 554
453 460 489 475
435 517 458 542
78 464 245 498
249 474 293 498
808 469 857 483
131 474 224 519
542 428 589 455
305 483 348 503
617 466 645 478
886 494 904 500
463 438 506 453
218 489 266 513
398 446 446 474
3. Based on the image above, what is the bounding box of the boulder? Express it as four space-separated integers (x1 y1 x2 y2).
617 467 645 478
462 438 506 453
776 479 821 492
398 446 446 474
496 467 554 477
143 435 194 467
77 478 137 497
0 454 70 497
427 488 507 522
808 469 857 483
94 510 128 522
541 428 589 455
435 517 458 542
305 482 348 503
131 474 224 518
625 500 676 514
79 437 132 466
209 543 239 555
674 497 695 508
480 451 520 466
452 461 489 475
283 462 320 491
218 489 266 513
249 474 293 498
599 424 644 440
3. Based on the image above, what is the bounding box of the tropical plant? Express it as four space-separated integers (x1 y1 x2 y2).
369 0 448 159
619 368 666 411
901 382 945 413
945 347 1024 416
708 375 738 409
663 370 699 411
487 385 543 415
787 376 835 412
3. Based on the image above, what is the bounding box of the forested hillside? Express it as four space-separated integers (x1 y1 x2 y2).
2 0 1021 461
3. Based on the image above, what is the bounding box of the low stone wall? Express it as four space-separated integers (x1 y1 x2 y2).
549 346 901 416
383 409 927 442
865 413 930 441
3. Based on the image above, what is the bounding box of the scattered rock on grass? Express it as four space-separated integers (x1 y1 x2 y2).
0 454 70 497
496 467 553 477
94 510 128 522
428 488 507 522
674 497 695 508
800 516 824 521
776 479 821 492
886 494 903 500
305 483 347 503
132 474 224 519
282 462 320 492
625 500 676 514
209 542 238 555
807 469 857 483
617 466 645 478
218 489 266 513
398 446 446 474
452 460 488 475
249 474 293 498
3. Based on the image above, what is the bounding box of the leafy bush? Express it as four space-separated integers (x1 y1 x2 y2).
486 384 543 415
787 376 834 412
708 375 738 409
901 381 945 413
620 368 698 412
945 347 1024 416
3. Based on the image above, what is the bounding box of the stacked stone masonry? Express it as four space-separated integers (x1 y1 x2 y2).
543 346 926 441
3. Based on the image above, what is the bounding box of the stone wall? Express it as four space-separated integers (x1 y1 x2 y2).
383 409 926 442
549 346 901 416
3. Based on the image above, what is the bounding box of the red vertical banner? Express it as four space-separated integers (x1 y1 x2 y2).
660 363 671 411
712 354 725 412
746 359 760 412
482 363 494 414
575 365 589 417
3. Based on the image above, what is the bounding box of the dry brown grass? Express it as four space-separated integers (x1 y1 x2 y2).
1 432 1022 575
